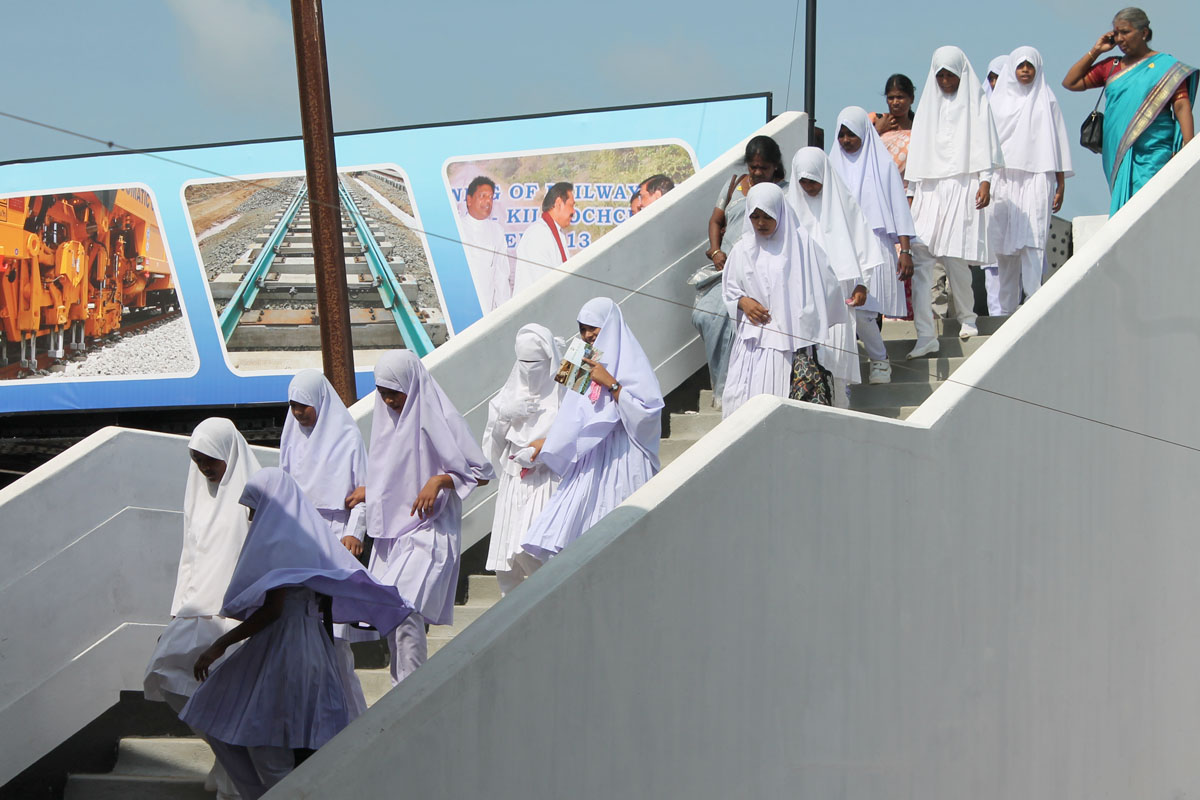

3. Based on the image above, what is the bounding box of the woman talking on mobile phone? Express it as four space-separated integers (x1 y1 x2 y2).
1062 7 1196 215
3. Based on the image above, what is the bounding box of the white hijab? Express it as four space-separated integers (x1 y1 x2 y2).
280 370 367 512
986 55 1008 97
907 45 1005 180
537 298 664 476
829 106 915 244
172 418 261 617
484 324 563 470
366 351 495 540
788 147 886 286
723 182 836 353
221 468 413 635
990 46 1074 175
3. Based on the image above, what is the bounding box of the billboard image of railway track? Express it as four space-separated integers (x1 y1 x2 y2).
0 185 194 382
185 166 444 373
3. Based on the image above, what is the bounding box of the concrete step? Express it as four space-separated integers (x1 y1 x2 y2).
850 380 939 408
467 573 502 604
63 774 210 800
659 437 695 468
877 334 991 361
358 667 391 707
666 408 723 439
109 737 212 779
880 315 1008 339
860 356 967 385
852 405 922 420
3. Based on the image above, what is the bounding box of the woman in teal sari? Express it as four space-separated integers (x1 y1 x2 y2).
1063 7 1196 215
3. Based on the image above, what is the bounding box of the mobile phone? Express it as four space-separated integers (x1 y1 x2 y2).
1103 32 1115 44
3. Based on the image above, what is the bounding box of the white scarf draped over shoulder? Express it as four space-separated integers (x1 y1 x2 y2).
172 418 261 617
829 106 916 243
538 298 664 475
788 146 887 287
990 45 1074 175
280 370 367 512
222 468 413 636
722 182 838 353
484 323 564 470
366 351 496 541
907 45 1005 180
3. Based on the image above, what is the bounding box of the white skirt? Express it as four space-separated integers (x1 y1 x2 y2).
722 335 792 418
521 425 656 561
870 240 909 318
180 588 349 750
486 452 559 573
911 174 990 263
369 494 461 627
144 614 239 702
988 168 1054 255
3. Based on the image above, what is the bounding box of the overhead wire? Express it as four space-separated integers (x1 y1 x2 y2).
3 108 1197 456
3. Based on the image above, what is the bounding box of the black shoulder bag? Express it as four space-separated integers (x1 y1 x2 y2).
1080 59 1118 154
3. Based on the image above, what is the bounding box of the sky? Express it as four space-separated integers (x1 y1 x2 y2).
1 0 1197 218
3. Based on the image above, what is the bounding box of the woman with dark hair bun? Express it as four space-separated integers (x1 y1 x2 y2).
1063 6 1195 214
872 74 918 186
692 135 788 409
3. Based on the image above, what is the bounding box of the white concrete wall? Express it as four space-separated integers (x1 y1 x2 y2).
272 141 1200 798
0 112 809 784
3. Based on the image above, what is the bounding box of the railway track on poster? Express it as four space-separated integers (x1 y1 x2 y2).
212 178 439 358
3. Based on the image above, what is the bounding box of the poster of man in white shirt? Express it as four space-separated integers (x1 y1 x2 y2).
455 176 513 313
513 181 574 296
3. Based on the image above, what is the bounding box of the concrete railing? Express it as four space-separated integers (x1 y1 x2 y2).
0 111 810 785
270 144 1200 796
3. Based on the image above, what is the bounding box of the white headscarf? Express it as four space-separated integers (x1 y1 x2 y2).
537 298 664 476
787 147 887 286
221 468 413 635
280 370 367 512
366 351 495 540
986 55 1008 97
989 46 1075 175
484 324 563 470
906 45 1005 180
723 182 837 353
172 418 261 617
828 111 917 245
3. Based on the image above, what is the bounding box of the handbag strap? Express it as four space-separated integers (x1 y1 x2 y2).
724 173 743 208
1090 58 1120 112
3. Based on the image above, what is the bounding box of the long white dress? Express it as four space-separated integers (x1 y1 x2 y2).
521 298 663 560
144 418 260 705
721 183 839 417
366 351 495 683
458 213 513 312
483 324 563 593
279 369 371 719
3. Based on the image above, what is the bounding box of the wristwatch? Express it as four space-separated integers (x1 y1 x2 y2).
610 381 620 393
899 248 912 255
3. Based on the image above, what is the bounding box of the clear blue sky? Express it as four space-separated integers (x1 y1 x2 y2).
2 0 1196 217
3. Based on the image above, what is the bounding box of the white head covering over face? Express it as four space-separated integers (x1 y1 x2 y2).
906 45 1005 180
724 183 839 353
787 147 887 285
828 111 917 245
537 298 664 476
367 351 495 540
221 468 413 635
280 370 367 512
989 46 1074 175
484 324 563 469
172 418 262 617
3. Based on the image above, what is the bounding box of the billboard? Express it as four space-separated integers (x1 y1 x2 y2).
0 94 769 414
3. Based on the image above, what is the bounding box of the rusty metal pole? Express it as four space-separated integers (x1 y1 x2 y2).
290 0 356 406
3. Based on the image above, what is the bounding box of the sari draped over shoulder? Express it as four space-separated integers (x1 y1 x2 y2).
1103 53 1197 215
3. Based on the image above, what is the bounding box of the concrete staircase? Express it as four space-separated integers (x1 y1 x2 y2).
61 317 1003 797
850 316 1004 420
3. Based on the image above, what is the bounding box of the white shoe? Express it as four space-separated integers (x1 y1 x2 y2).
959 322 978 340
906 338 939 359
868 360 892 384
